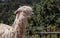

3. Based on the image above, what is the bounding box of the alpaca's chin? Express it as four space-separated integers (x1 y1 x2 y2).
27 16 33 19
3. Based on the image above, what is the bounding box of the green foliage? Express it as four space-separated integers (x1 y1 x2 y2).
27 0 60 36
0 0 60 37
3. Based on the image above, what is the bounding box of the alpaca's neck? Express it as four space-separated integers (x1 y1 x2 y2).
12 14 19 28
12 14 27 38
12 14 27 29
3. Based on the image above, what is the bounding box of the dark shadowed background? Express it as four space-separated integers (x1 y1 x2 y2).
0 0 60 38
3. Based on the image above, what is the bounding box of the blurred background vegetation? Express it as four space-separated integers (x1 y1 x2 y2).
0 0 60 38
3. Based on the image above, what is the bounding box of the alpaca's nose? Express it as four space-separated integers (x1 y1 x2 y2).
31 12 34 15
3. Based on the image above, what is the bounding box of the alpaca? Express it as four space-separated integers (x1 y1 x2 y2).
0 6 34 38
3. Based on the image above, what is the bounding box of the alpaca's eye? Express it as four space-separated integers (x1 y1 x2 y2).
23 11 27 13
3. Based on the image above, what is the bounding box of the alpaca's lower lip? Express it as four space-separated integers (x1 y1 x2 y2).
29 16 33 19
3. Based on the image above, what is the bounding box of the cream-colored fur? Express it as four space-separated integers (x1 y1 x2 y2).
0 6 33 38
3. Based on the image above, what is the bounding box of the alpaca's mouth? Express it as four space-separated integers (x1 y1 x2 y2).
29 13 34 18
31 12 34 15
30 12 34 17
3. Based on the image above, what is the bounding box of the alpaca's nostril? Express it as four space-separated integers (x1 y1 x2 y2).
31 12 34 15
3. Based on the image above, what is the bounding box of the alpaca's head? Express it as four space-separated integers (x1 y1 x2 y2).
15 6 34 18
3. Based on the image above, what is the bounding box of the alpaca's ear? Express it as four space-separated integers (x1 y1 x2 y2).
14 11 21 14
16 11 21 14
